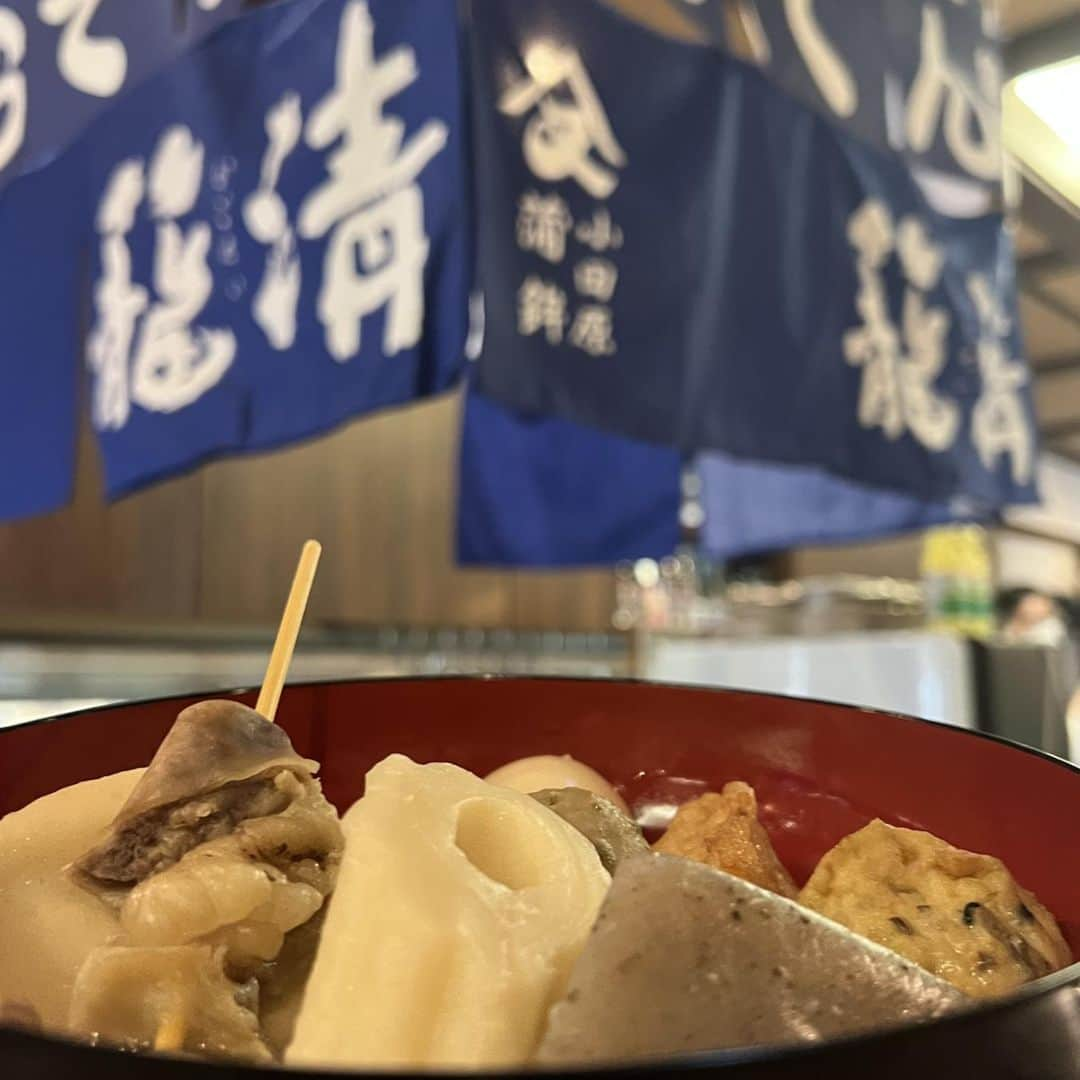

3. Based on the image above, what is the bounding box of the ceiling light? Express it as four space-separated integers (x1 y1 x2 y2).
1012 57 1080 152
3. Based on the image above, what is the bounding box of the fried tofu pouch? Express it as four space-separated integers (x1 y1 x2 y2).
800 820 1072 999
652 782 797 899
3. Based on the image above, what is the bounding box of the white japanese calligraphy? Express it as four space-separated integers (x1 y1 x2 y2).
575 207 623 252
574 257 618 302
87 160 147 431
784 0 857 118
244 91 303 350
518 275 567 345
320 184 429 359
147 125 204 218
569 303 616 356
689 0 997 185
499 42 626 197
703 0 854 117
0 7 27 172
132 127 235 413
88 126 236 429
843 198 958 452
905 3 1001 181
968 272 1033 484
38 0 126 98
297 0 447 361
517 190 572 263
895 215 944 291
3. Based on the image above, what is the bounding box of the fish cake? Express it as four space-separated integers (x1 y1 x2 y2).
800 819 1072 998
652 782 797 898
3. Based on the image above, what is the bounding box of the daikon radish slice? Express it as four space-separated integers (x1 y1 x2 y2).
0 770 142 1031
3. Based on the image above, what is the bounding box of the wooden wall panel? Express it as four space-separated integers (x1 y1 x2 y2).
511 572 615 632
0 422 203 618
0 393 614 632
198 390 614 630
787 533 923 580
197 391 508 626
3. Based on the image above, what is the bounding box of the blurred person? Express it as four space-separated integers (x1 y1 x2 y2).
1001 590 1068 648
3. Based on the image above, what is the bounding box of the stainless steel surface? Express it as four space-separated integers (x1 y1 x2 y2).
0 631 630 727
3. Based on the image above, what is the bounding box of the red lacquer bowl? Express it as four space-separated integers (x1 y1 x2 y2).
2 677 1079 1079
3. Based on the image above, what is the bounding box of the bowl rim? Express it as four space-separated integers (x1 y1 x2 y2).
5 672 1080 783
2 674 1078 1073
2 974 1078 1077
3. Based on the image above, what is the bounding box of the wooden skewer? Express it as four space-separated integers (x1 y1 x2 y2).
153 980 193 1054
255 539 322 723
152 541 320 1053
153 1008 187 1054
153 541 321 1055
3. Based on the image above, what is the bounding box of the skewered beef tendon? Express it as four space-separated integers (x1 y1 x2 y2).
74 700 325 892
537 854 965 1064
119 770 340 961
530 787 649 873
68 701 343 1060
800 820 1072 998
70 945 271 1062
653 782 798 898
